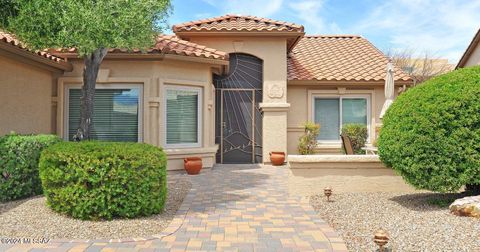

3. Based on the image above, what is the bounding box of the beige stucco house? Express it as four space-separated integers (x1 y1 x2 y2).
0 14 413 170
457 28 480 68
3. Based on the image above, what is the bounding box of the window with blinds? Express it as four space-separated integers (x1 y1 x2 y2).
314 97 368 141
68 87 140 142
165 87 201 146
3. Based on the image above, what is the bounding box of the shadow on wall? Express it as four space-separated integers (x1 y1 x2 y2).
290 168 399 178
288 168 416 195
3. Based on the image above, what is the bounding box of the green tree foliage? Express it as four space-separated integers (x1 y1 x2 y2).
298 122 320 155
39 141 167 220
0 0 18 28
378 66 480 193
0 0 171 140
2 0 171 55
341 123 368 154
0 134 61 202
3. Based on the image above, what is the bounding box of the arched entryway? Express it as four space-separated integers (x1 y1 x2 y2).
214 53 263 164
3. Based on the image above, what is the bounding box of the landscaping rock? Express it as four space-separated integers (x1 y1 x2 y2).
0 173 191 239
449 195 480 218
310 192 480 251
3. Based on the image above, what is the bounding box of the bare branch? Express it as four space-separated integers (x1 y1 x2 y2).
385 48 454 84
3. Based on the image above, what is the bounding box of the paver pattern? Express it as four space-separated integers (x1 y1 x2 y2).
3 164 347 252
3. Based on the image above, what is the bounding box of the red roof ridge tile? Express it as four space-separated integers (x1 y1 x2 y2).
172 14 304 33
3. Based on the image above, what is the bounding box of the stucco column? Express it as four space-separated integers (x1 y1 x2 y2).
260 103 290 163
260 45 289 163
260 78 290 163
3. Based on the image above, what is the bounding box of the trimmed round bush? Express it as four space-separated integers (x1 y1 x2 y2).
0 133 61 202
378 66 480 192
39 141 167 220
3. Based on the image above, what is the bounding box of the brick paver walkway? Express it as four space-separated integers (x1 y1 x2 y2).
4 165 347 252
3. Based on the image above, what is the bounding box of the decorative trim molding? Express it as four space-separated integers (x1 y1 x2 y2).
287 126 304 132
259 102 290 112
268 84 284 99
97 69 110 82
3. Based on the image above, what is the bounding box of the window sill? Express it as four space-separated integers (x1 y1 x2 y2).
164 145 218 155
316 143 342 148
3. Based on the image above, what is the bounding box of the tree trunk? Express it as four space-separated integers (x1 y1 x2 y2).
466 184 480 195
74 48 108 141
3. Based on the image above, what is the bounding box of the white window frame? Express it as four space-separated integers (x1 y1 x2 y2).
64 83 144 142
311 94 371 144
163 85 203 148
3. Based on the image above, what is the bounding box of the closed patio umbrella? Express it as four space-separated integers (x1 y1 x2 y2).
380 61 395 119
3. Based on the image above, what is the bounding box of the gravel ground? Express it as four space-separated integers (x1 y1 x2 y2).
0 173 191 239
311 192 480 252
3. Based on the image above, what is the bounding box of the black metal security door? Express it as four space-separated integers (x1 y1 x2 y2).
214 53 263 164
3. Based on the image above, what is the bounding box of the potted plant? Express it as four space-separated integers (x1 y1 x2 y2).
269 152 286 166
184 157 202 175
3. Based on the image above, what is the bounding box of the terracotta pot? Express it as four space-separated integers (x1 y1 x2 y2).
184 157 202 175
269 152 286 166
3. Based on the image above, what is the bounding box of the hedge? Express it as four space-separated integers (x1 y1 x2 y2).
39 141 167 220
378 66 480 192
0 134 61 202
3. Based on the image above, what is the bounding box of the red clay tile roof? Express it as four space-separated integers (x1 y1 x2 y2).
53 34 228 61
0 31 67 64
154 34 228 60
172 14 304 33
288 35 412 82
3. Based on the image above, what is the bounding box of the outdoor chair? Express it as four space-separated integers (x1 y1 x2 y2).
340 134 355 155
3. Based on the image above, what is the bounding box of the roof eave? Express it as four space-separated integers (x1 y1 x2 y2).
175 31 305 38
0 42 72 72
56 52 229 65
456 28 480 69
287 33 305 53
287 79 414 86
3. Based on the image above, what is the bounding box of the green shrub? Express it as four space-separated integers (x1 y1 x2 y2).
378 66 480 192
298 122 320 155
0 133 61 202
341 124 368 154
39 141 167 220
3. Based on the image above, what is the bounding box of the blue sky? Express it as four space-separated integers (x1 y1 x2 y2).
168 0 480 64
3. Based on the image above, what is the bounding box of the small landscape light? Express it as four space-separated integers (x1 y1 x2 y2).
374 229 389 252
324 187 332 202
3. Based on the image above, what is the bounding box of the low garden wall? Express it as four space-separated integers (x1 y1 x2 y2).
288 154 387 169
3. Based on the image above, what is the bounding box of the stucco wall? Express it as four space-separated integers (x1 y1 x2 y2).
187 36 290 161
58 58 219 170
287 84 393 154
0 55 54 136
189 37 288 103
464 43 480 67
